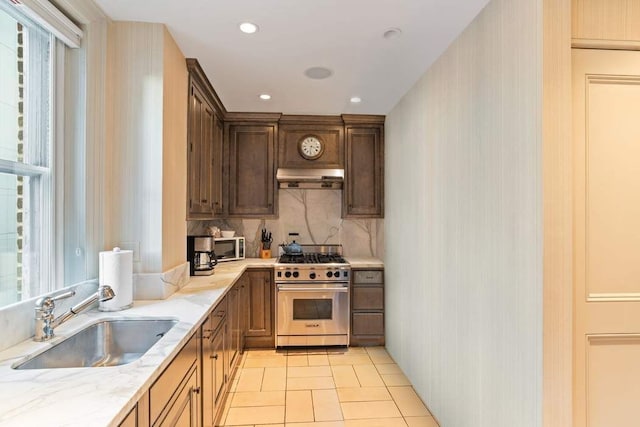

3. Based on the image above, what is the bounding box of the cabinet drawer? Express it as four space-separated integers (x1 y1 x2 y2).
352 286 383 310
352 312 384 336
353 270 383 284
118 406 136 427
210 297 227 332
157 365 198 427
150 333 198 424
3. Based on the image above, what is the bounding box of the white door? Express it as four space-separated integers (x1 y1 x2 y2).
573 48 640 427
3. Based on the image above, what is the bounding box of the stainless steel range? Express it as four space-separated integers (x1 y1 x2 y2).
275 244 350 347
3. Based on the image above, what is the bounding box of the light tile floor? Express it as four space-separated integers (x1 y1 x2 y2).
220 346 439 427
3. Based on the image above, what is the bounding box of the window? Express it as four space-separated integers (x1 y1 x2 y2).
0 3 54 306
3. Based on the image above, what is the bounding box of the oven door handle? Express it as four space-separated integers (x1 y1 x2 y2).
277 286 349 292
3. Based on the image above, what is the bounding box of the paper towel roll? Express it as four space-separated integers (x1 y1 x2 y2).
99 247 133 311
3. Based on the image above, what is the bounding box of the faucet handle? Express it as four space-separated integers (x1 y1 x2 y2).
35 290 76 312
51 290 76 302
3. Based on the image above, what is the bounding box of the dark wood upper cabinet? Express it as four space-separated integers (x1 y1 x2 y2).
186 59 226 220
187 81 214 219
278 116 344 168
343 115 385 218
185 60 386 220
212 114 224 215
227 121 278 217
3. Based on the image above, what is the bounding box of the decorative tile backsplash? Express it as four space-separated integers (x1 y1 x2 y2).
188 189 384 258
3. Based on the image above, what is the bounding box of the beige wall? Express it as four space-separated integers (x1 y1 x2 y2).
106 22 188 274
384 0 543 425
162 27 188 271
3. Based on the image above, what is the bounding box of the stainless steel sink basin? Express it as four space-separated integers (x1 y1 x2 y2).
14 319 178 369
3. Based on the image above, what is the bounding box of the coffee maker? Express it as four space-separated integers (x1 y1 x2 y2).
187 236 217 276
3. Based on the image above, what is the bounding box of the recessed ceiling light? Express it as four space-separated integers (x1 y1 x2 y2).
350 97 362 103
383 27 402 39
259 94 271 100
304 67 333 80
239 22 259 34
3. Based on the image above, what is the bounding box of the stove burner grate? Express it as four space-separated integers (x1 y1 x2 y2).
278 253 347 264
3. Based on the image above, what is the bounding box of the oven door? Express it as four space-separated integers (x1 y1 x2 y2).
276 283 349 337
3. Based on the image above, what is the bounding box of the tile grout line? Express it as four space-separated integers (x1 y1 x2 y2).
223 347 423 426
283 347 289 424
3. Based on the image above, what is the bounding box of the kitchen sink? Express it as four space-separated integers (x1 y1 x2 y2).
13 318 178 370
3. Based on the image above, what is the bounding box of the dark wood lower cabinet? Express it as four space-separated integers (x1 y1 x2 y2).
225 282 241 378
121 274 256 427
200 276 258 426
158 366 200 427
202 302 227 427
244 269 274 348
238 275 249 353
350 268 385 346
118 406 137 427
148 334 200 427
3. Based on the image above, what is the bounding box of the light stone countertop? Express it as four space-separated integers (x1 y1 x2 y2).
344 257 385 268
0 258 276 427
0 256 384 427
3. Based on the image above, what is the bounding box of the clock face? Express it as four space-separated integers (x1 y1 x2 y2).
298 136 324 160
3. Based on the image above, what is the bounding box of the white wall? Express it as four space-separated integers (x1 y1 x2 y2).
384 0 542 425
105 22 188 274
161 26 187 272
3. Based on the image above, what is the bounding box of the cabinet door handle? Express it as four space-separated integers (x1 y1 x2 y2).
211 354 218 360
192 386 201 394
201 199 208 203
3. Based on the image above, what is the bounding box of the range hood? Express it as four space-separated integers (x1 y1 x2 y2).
277 168 344 189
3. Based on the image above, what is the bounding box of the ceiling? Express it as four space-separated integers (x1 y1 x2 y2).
95 0 490 115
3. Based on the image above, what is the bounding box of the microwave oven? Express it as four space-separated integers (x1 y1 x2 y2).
214 237 245 262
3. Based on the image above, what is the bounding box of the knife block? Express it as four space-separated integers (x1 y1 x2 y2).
260 249 271 259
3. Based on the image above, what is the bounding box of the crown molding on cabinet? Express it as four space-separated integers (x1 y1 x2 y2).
224 111 282 123
186 58 228 119
341 114 385 125
280 115 344 125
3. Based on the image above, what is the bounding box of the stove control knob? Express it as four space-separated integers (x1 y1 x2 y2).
285 271 292 278
309 272 316 280
326 271 333 278
293 271 299 278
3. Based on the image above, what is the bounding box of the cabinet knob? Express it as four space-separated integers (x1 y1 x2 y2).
202 329 212 339
192 387 201 394
201 199 208 203
211 354 218 360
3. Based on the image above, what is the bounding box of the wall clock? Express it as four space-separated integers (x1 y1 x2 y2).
298 135 325 160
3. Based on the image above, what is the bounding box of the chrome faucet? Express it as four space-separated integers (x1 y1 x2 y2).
33 286 115 341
